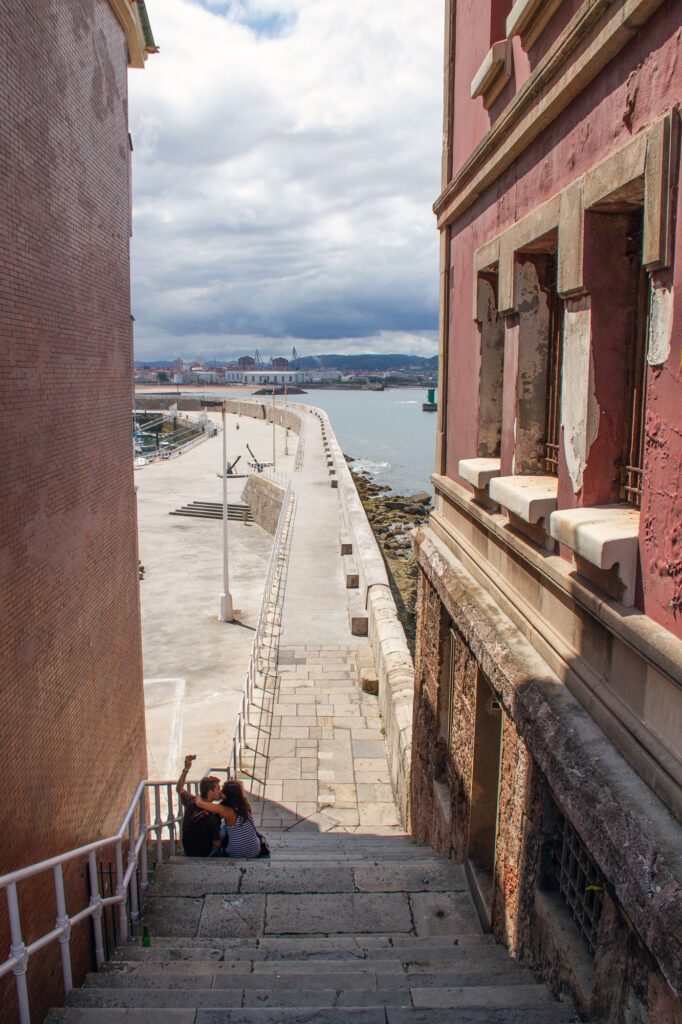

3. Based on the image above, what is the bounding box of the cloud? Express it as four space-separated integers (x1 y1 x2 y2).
129 0 443 361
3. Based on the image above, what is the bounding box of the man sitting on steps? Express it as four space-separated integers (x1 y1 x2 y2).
176 755 223 857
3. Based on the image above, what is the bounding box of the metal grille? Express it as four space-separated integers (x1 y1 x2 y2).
540 285 564 475
552 812 604 957
618 265 649 507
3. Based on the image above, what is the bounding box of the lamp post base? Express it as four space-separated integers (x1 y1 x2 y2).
219 592 234 622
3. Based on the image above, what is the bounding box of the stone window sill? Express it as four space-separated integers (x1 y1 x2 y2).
470 40 513 110
506 0 563 50
458 457 501 490
488 474 558 527
549 505 640 606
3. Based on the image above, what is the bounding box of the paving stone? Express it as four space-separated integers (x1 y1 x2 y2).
264 893 413 934
409 892 481 937
358 803 400 826
140 897 203 937
282 780 318 802
240 865 355 893
353 861 468 893
197 894 266 937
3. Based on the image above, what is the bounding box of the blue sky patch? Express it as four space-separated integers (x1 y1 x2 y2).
190 0 295 39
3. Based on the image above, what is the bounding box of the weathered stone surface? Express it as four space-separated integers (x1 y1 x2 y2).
141 897 203 937
264 893 412 934
197 894 266 937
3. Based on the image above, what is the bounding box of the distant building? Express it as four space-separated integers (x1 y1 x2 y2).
271 357 290 369
413 2 681 1022
238 355 256 369
224 369 311 385
0 1 156 1019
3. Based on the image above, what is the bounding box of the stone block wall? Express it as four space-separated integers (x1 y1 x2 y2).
241 474 285 535
0 2 147 1019
412 526 682 1023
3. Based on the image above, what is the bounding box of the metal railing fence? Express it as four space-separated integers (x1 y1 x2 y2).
0 778 200 1024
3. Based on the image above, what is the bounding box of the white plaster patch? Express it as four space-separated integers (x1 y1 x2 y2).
561 300 599 494
647 284 674 366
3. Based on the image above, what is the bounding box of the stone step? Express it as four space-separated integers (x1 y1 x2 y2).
86 962 535 989
139 889 482 940
149 859 469 896
121 933 499 957
48 1002 579 1023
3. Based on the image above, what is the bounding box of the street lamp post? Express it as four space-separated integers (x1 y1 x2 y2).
219 402 234 622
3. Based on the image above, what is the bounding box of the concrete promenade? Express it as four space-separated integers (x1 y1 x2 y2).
137 395 402 832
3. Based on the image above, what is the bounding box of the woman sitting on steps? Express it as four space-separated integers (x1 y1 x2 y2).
195 779 268 858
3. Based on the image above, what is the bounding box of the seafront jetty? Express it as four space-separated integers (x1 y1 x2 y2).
137 395 413 827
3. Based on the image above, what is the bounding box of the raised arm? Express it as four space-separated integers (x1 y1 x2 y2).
176 754 194 795
195 797 237 825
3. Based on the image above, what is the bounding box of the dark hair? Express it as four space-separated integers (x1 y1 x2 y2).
220 780 252 819
199 776 221 799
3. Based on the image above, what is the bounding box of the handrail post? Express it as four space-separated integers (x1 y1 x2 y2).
127 817 140 927
154 784 163 867
139 790 149 893
7 883 30 1024
166 785 176 857
53 863 73 996
88 851 105 968
114 839 128 941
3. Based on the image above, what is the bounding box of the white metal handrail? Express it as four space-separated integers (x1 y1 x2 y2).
216 476 294 780
0 778 200 1024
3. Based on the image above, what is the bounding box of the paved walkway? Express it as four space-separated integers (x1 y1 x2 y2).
239 411 402 833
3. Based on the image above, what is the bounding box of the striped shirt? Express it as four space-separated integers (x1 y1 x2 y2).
224 814 262 858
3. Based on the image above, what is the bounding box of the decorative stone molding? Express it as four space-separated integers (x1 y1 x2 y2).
470 40 514 110
489 474 558 526
550 505 640 606
506 0 564 50
471 110 678 313
435 0 669 227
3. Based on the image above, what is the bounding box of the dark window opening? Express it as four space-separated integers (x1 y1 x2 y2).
542 797 605 958
539 255 564 475
617 218 649 507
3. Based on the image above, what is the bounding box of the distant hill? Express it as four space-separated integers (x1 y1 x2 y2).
135 353 438 371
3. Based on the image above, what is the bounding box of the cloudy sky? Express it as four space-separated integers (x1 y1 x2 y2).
129 0 444 363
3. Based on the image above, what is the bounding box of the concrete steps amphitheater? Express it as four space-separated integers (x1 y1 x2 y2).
47 831 582 1024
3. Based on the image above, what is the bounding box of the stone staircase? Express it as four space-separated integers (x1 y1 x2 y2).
47 831 581 1023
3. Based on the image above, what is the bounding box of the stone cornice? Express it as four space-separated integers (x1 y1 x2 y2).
107 0 156 68
434 0 668 228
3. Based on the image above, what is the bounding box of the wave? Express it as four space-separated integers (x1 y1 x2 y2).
352 458 391 477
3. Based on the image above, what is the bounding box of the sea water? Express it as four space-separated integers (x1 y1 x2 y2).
285 388 438 496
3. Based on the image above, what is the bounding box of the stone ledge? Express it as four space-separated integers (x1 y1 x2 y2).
489 474 558 525
506 0 564 50
458 457 501 490
414 524 682 999
470 40 513 110
550 505 640 606
432 472 682 690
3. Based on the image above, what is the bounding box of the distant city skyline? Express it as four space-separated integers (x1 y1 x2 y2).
129 0 443 362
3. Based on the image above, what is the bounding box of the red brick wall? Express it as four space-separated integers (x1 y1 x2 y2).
0 0 147 1018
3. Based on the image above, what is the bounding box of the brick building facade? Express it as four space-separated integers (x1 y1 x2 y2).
412 1 681 1021
0 1 155 1019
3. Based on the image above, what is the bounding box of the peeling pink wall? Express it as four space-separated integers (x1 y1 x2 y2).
444 4 682 636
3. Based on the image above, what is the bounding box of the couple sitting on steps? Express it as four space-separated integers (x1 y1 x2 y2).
176 755 269 859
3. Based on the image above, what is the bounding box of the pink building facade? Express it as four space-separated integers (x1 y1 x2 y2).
412 1 681 1020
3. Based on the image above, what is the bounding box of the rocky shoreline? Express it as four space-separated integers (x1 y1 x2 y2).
347 458 431 655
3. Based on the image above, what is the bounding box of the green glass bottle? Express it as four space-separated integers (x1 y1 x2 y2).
141 925 151 948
